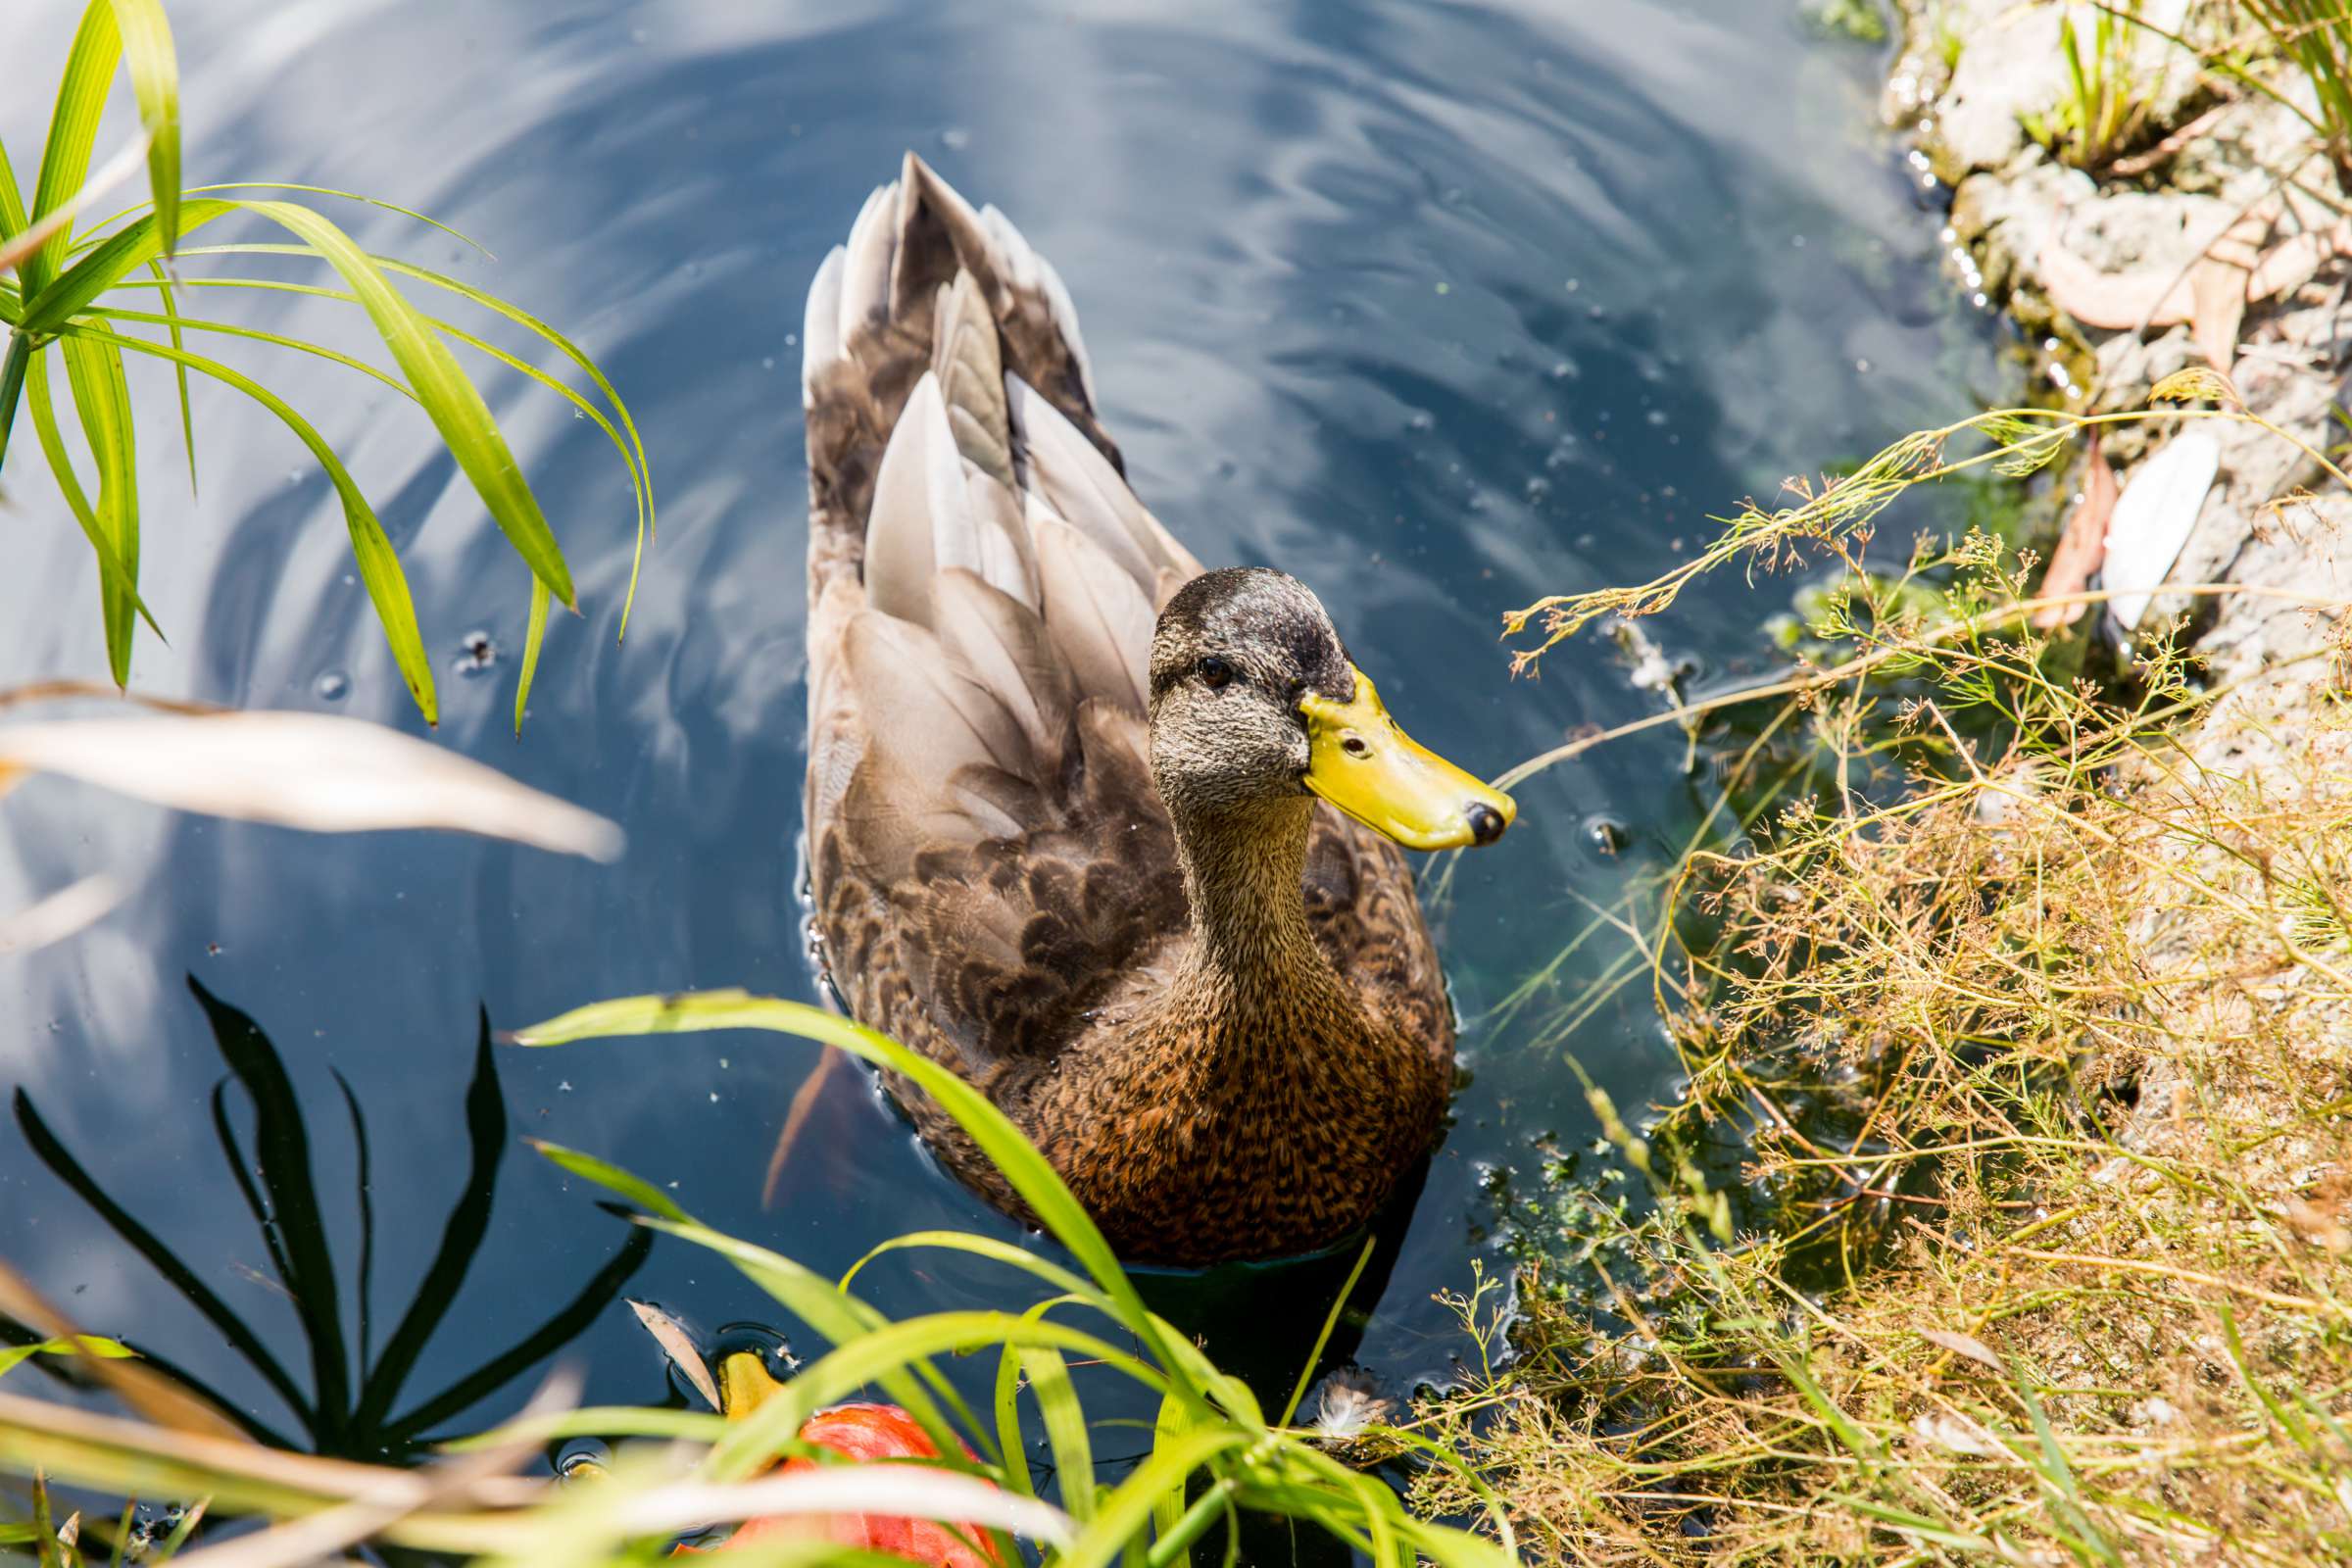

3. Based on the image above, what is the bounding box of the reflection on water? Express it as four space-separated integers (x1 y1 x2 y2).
7 979 647 1461
0 0 2006 1493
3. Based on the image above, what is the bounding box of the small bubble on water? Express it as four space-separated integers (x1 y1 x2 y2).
1790 233 1806 249
941 126 972 150
287 469 303 485
455 630 498 676
1583 815 1629 857
1587 304 1606 320
1549 359 1576 380
1645 409 1669 426
1524 475 1551 501
761 356 776 370
1405 410 1435 433
314 669 350 702
1854 357 1873 373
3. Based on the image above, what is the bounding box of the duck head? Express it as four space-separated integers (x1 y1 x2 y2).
1145 567 1515 851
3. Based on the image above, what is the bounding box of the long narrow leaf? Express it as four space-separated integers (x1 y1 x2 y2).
237 202 578 610
19 345 160 636
508 993 1217 1415
25 0 121 296
19 200 232 331
516 1147 976 1466
54 331 139 684
514 578 548 736
139 261 196 493
100 277 647 563
102 0 179 255
156 242 652 626
69 323 438 721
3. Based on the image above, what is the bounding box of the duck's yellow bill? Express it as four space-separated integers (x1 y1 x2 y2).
1299 666 1516 852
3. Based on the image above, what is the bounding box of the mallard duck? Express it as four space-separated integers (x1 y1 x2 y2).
800 154 1515 1266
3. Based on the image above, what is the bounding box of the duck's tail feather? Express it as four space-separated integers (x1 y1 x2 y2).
801 152 1125 614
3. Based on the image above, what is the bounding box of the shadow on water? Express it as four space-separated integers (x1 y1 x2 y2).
6 979 648 1462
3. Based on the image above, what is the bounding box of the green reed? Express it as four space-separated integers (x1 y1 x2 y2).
0 0 650 732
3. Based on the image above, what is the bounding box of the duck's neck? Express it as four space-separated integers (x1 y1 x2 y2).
1167 796 1347 1012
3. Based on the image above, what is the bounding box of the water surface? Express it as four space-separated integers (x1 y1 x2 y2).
0 0 2004 1487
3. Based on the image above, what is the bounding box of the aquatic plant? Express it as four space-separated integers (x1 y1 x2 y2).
0 989 1514 1563
0 0 650 730
1418 392 2352 1561
4 981 650 1462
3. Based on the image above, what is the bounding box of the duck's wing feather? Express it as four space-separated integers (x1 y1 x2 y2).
802 154 1191 1082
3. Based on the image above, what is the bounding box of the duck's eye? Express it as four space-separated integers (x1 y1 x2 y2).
1198 656 1234 690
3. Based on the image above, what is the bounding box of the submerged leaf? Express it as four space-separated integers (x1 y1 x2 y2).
0 710 623 860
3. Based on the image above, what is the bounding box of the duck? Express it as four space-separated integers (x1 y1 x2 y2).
799 153 1516 1266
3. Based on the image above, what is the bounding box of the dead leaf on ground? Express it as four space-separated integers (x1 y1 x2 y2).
2285 1196 2352 1254
2189 256 2248 372
1919 1327 2006 1371
2036 204 2352 334
2034 428 2117 628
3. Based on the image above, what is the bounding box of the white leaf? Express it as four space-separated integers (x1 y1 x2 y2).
2103 431 2219 632
0 712 623 861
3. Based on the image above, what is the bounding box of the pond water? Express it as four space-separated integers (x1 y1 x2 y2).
0 0 2007 1506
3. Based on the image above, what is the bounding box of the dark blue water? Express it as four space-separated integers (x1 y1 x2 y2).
0 0 2004 1482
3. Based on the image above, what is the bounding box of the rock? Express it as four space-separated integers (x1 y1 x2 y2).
1931 1 2066 176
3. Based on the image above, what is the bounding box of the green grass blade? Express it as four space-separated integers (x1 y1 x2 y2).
838 1230 1097 1306
1062 1430 1255 1568
20 344 159 639
56 330 138 684
523 1139 688 1220
1024 1345 1097 1524
27 0 122 296
68 321 438 722
509 992 1216 1416
517 1145 977 1466
103 0 178 257
18 200 233 331
0 329 28 475
1278 1234 1374 1427
84 303 410 397
233 204 577 609
0 134 29 239
698 1307 1164 1484
514 577 548 736
100 277 647 563
638 1218 1011 1480
139 262 195 494
163 241 651 621
181 183 490 257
